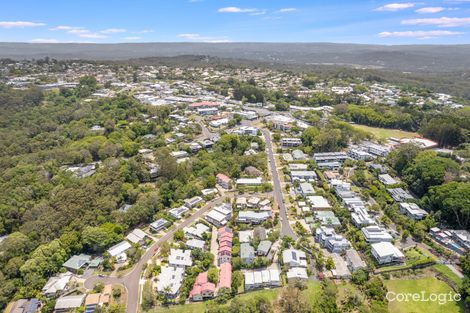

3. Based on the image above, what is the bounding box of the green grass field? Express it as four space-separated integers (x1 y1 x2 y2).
433 264 463 289
152 281 322 313
385 277 464 313
351 124 418 140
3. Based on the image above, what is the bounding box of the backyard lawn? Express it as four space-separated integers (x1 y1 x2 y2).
385 277 464 313
152 280 322 313
351 124 418 140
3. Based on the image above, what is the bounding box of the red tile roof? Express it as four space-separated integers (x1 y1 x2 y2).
189 272 216 298
218 263 232 289
216 173 231 183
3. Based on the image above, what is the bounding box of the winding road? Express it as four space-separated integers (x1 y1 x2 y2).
84 196 227 313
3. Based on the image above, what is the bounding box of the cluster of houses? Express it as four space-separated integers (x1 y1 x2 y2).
429 228 470 256
328 177 404 265
236 196 273 225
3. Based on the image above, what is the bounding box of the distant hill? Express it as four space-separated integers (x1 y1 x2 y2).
1 42 470 72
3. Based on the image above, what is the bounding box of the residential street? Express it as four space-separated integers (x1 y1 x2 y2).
262 128 298 240
84 196 227 313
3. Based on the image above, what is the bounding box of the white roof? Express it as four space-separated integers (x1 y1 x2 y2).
236 177 262 185
206 210 228 224
55 294 85 310
42 272 72 294
126 228 147 244
168 249 192 267
107 241 132 257
286 267 308 280
186 239 205 249
371 242 404 258
282 249 307 267
157 266 184 295
307 196 331 209
239 230 253 243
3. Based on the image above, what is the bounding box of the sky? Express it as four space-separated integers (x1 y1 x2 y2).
1 0 470 44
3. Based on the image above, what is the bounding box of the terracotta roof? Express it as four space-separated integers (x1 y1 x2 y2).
218 263 232 289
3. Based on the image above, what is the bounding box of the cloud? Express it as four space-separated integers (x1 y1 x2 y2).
279 8 297 13
379 30 464 38
77 33 107 39
375 3 415 11
135 29 154 34
123 36 141 40
50 25 108 39
30 38 60 43
0 21 45 28
177 33 230 43
415 7 445 14
402 16 470 27
100 28 127 34
218 7 258 13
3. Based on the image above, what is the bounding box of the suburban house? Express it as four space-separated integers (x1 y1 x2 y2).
256 240 272 256
315 227 350 253
378 174 397 186
345 249 367 272
217 227 233 266
54 295 85 313
236 177 263 186
186 239 205 250
244 269 281 291
184 223 210 240
7 299 40 313
218 263 232 290
281 137 302 148
387 188 414 202
371 242 405 265
237 211 270 224
62 254 91 273
150 218 170 233
236 197 247 209
307 196 331 210
169 206 190 219
282 249 307 267
216 173 231 189
286 267 308 283
240 243 255 265
107 241 132 262
290 171 317 181
169 249 192 269
399 203 429 220
298 182 315 197
125 228 148 246
314 152 348 163
42 272 73 297
184 196 203 208
156 266 185 298
206 203 232 227
361 226 393 243
189 272 216 301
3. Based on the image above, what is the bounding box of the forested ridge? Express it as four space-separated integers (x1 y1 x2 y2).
0 80 267 309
